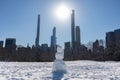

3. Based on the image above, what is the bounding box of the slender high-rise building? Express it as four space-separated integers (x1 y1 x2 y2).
76 26 81 45
51 27 57 51
71 10 75 48
35 14 40 47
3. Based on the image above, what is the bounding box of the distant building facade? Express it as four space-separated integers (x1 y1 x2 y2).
51 27 57 51
41 44 48 52
75 25 81 52
106 29 120 54
106 32 115 54
64 42 73 60
114 29 120 51
0 41 3 47
5 38 16 49
76 26 81 45
93 40 99 53
93 40 104 54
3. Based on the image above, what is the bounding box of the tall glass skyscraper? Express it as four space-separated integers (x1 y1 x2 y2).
51 27 57 51
35 14 40 47
76 26 81 45
71 10 75 48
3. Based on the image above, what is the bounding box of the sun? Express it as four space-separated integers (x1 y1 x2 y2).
55 4 70 20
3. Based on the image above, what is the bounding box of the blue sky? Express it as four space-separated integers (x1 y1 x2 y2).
0 0 120 47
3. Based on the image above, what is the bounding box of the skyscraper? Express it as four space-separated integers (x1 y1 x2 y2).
71 10 75 48
51 27 57 51
76 26 81 45
35 14 40 47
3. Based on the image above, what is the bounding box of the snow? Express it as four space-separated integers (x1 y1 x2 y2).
0 61 120 80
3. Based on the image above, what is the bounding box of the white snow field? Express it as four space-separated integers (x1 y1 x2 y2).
0 61 120 80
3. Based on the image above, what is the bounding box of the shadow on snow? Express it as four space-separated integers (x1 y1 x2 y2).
52 70 66 80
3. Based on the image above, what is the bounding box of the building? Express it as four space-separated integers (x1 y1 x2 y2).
64 42 71 54
74 25 81 55
71 10 75 49
51 27 57 51
114 29 120 50
5 38 16 48
71 10 81 48
41 44 48 52
0 41 3 47
106 29 120 53
106 32 115 53
64 10 82 60
76 26 81 45
64 42 73 60
93 40 104 54
35 14 40 47
93 40 99 52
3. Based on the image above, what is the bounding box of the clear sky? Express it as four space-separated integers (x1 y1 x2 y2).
0 0 120 47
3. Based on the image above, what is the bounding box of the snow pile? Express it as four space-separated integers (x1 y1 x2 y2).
52 46 66 73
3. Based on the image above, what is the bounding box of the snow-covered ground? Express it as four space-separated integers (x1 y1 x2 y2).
0 60 120 80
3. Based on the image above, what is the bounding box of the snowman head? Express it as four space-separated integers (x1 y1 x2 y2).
55 45 64 60
57 45 62 53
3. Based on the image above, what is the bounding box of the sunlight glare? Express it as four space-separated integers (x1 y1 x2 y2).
55 4 70 20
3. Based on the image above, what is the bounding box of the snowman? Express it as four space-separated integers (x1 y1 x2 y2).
53 45 67 73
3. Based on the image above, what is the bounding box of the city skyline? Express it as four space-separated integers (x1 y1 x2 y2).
0 0 120 47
